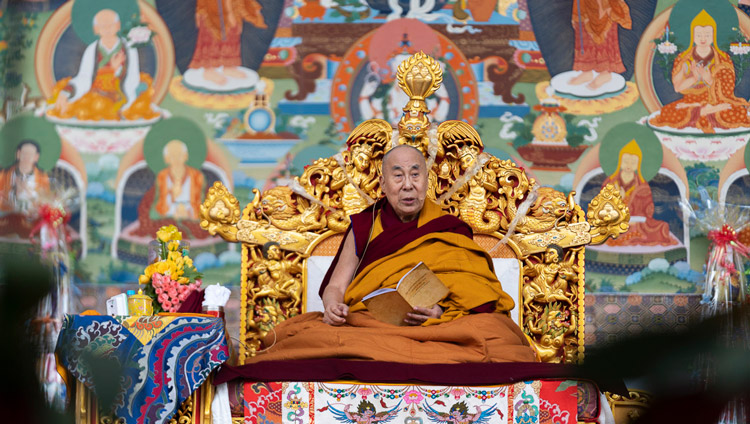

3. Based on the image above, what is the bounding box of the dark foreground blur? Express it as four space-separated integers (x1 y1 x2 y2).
581 306 750 423
0 254 73 423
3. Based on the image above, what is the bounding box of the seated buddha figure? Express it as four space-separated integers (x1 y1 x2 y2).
48 9 158 121
602 140 676 247
649 9 750 134
154 140 205 220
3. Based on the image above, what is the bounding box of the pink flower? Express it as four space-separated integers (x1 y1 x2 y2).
158 293 169 303
404 390 423 405
451 388 465 399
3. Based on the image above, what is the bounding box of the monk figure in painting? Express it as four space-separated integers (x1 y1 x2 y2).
188 0 266 86
48 9 158 121
649 9 750 134
0 140 50 214
602 140 676 246
243 145 537 364
568 0 632 90
154 140 205 220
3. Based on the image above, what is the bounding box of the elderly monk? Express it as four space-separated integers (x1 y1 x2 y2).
249 145 537 364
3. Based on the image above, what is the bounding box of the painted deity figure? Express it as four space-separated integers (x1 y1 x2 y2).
154 140 205 220
569 0 632 90
188 0 266 86
602 140 676 246
0 140 50 213
49 9 157 121
649 9 750 133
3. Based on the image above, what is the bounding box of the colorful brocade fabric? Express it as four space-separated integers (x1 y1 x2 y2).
57 314 229 424
241 380 584 424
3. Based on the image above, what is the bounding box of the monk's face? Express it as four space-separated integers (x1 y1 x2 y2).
16 143 40 175
619 153 640 175
693 25 713 48
380 146 427 222
164 140 189 167
94 9 121 38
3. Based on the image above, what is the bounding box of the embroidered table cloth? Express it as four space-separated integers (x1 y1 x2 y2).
57 314 228 424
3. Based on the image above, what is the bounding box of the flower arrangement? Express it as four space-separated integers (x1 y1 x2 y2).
138 225 203 312
125 25 153 48
652 26 683 85
726 26 750 84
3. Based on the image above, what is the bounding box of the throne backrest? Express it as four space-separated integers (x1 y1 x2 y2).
199 53 630 365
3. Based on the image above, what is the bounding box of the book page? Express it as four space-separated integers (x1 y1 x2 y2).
362 287 396 301
362 291 413 326
397 262 449 308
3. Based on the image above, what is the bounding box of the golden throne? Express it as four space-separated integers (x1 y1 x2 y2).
200 52 630 368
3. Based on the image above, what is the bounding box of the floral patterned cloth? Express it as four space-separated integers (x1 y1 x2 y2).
56 314 228 424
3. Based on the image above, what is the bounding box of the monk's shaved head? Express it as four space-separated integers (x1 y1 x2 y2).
381 144 426 172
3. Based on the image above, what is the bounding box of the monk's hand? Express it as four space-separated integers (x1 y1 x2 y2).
323 302 349 326
404 304 443 326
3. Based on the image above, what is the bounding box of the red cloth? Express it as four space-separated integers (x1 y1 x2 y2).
188 16 242 69
177 289 205 313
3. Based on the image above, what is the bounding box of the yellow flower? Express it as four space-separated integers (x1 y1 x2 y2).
168 251 182 262
156 225 182 243
168 240 181 252
178 277 189 284
138 274 150 284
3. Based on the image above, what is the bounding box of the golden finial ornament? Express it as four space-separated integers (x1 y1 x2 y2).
396 51 443 113
396 52 443 149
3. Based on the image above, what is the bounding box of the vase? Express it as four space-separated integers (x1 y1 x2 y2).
148 239 190 264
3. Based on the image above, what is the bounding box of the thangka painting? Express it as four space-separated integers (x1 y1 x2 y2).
1 0 750 347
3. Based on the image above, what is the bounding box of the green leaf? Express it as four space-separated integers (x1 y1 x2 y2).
182 266 204 282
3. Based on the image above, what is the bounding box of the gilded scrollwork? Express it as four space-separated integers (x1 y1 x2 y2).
241 241 305 358
522 244 578 313
520 244 582 363
514 187 576 234
525 302 578 364
199 181 242 242
587 183 631 245
249 242 303 312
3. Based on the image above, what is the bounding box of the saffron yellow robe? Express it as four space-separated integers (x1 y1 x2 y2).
344 200 515 325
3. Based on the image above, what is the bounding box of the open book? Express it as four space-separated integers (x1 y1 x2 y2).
362 262 449 326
